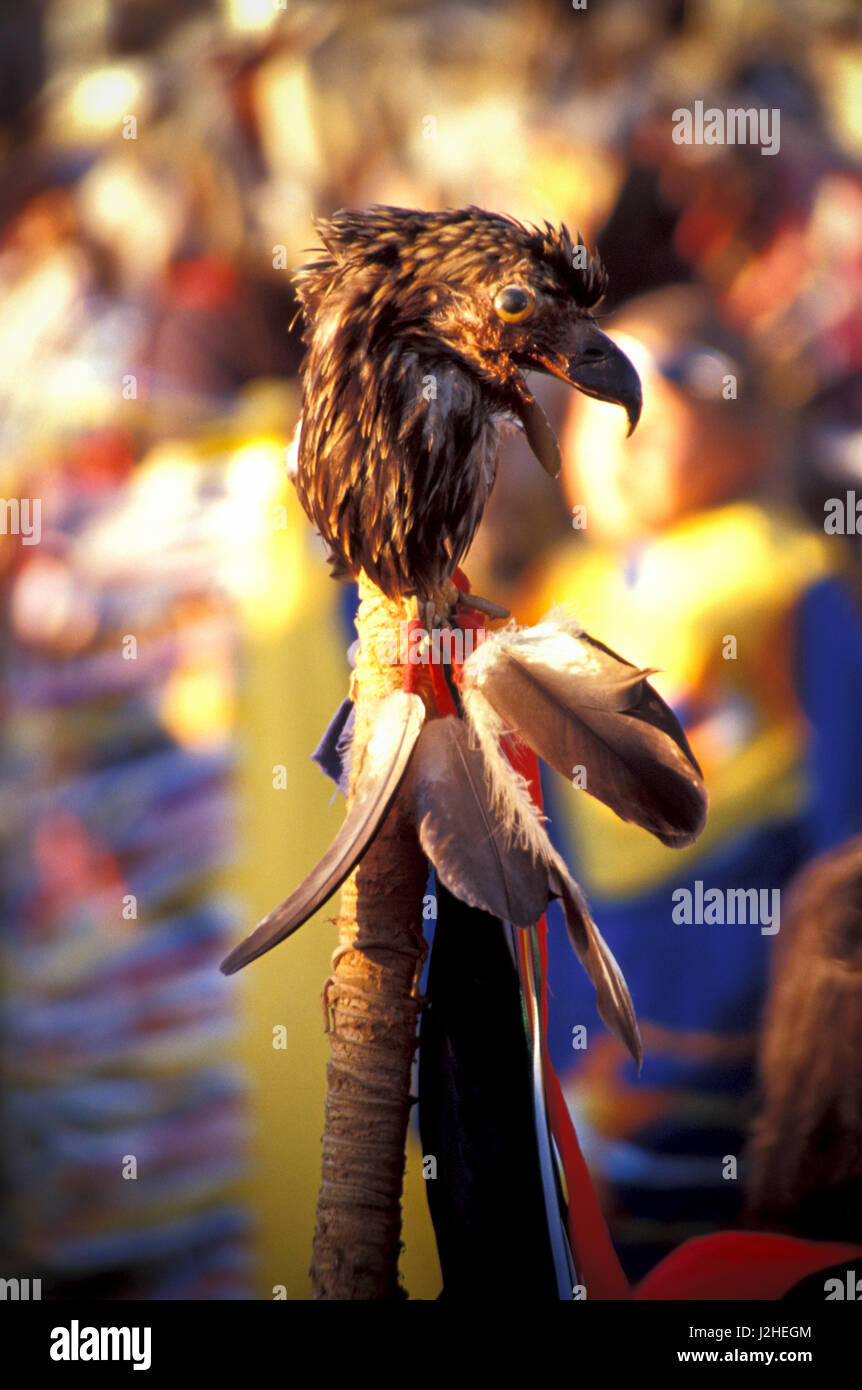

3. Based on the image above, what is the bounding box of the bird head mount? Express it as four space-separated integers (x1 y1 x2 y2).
292 205 642 601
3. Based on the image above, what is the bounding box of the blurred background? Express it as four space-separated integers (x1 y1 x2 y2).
1 0 861 1299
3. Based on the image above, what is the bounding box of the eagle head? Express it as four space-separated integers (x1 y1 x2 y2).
293 205 641 601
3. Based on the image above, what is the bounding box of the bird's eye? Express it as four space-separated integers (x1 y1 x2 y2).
494 285 535 324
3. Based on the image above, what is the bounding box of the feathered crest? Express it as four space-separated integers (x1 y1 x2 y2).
295 205 607 321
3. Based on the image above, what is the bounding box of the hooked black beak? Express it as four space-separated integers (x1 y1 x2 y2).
509 319 642 480
561 321 642 437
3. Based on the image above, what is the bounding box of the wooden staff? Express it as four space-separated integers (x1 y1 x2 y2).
310 575 433 1299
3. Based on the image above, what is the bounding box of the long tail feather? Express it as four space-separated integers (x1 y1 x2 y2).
220 690 425 974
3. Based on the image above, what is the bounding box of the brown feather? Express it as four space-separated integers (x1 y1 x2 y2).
461 618 707 848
